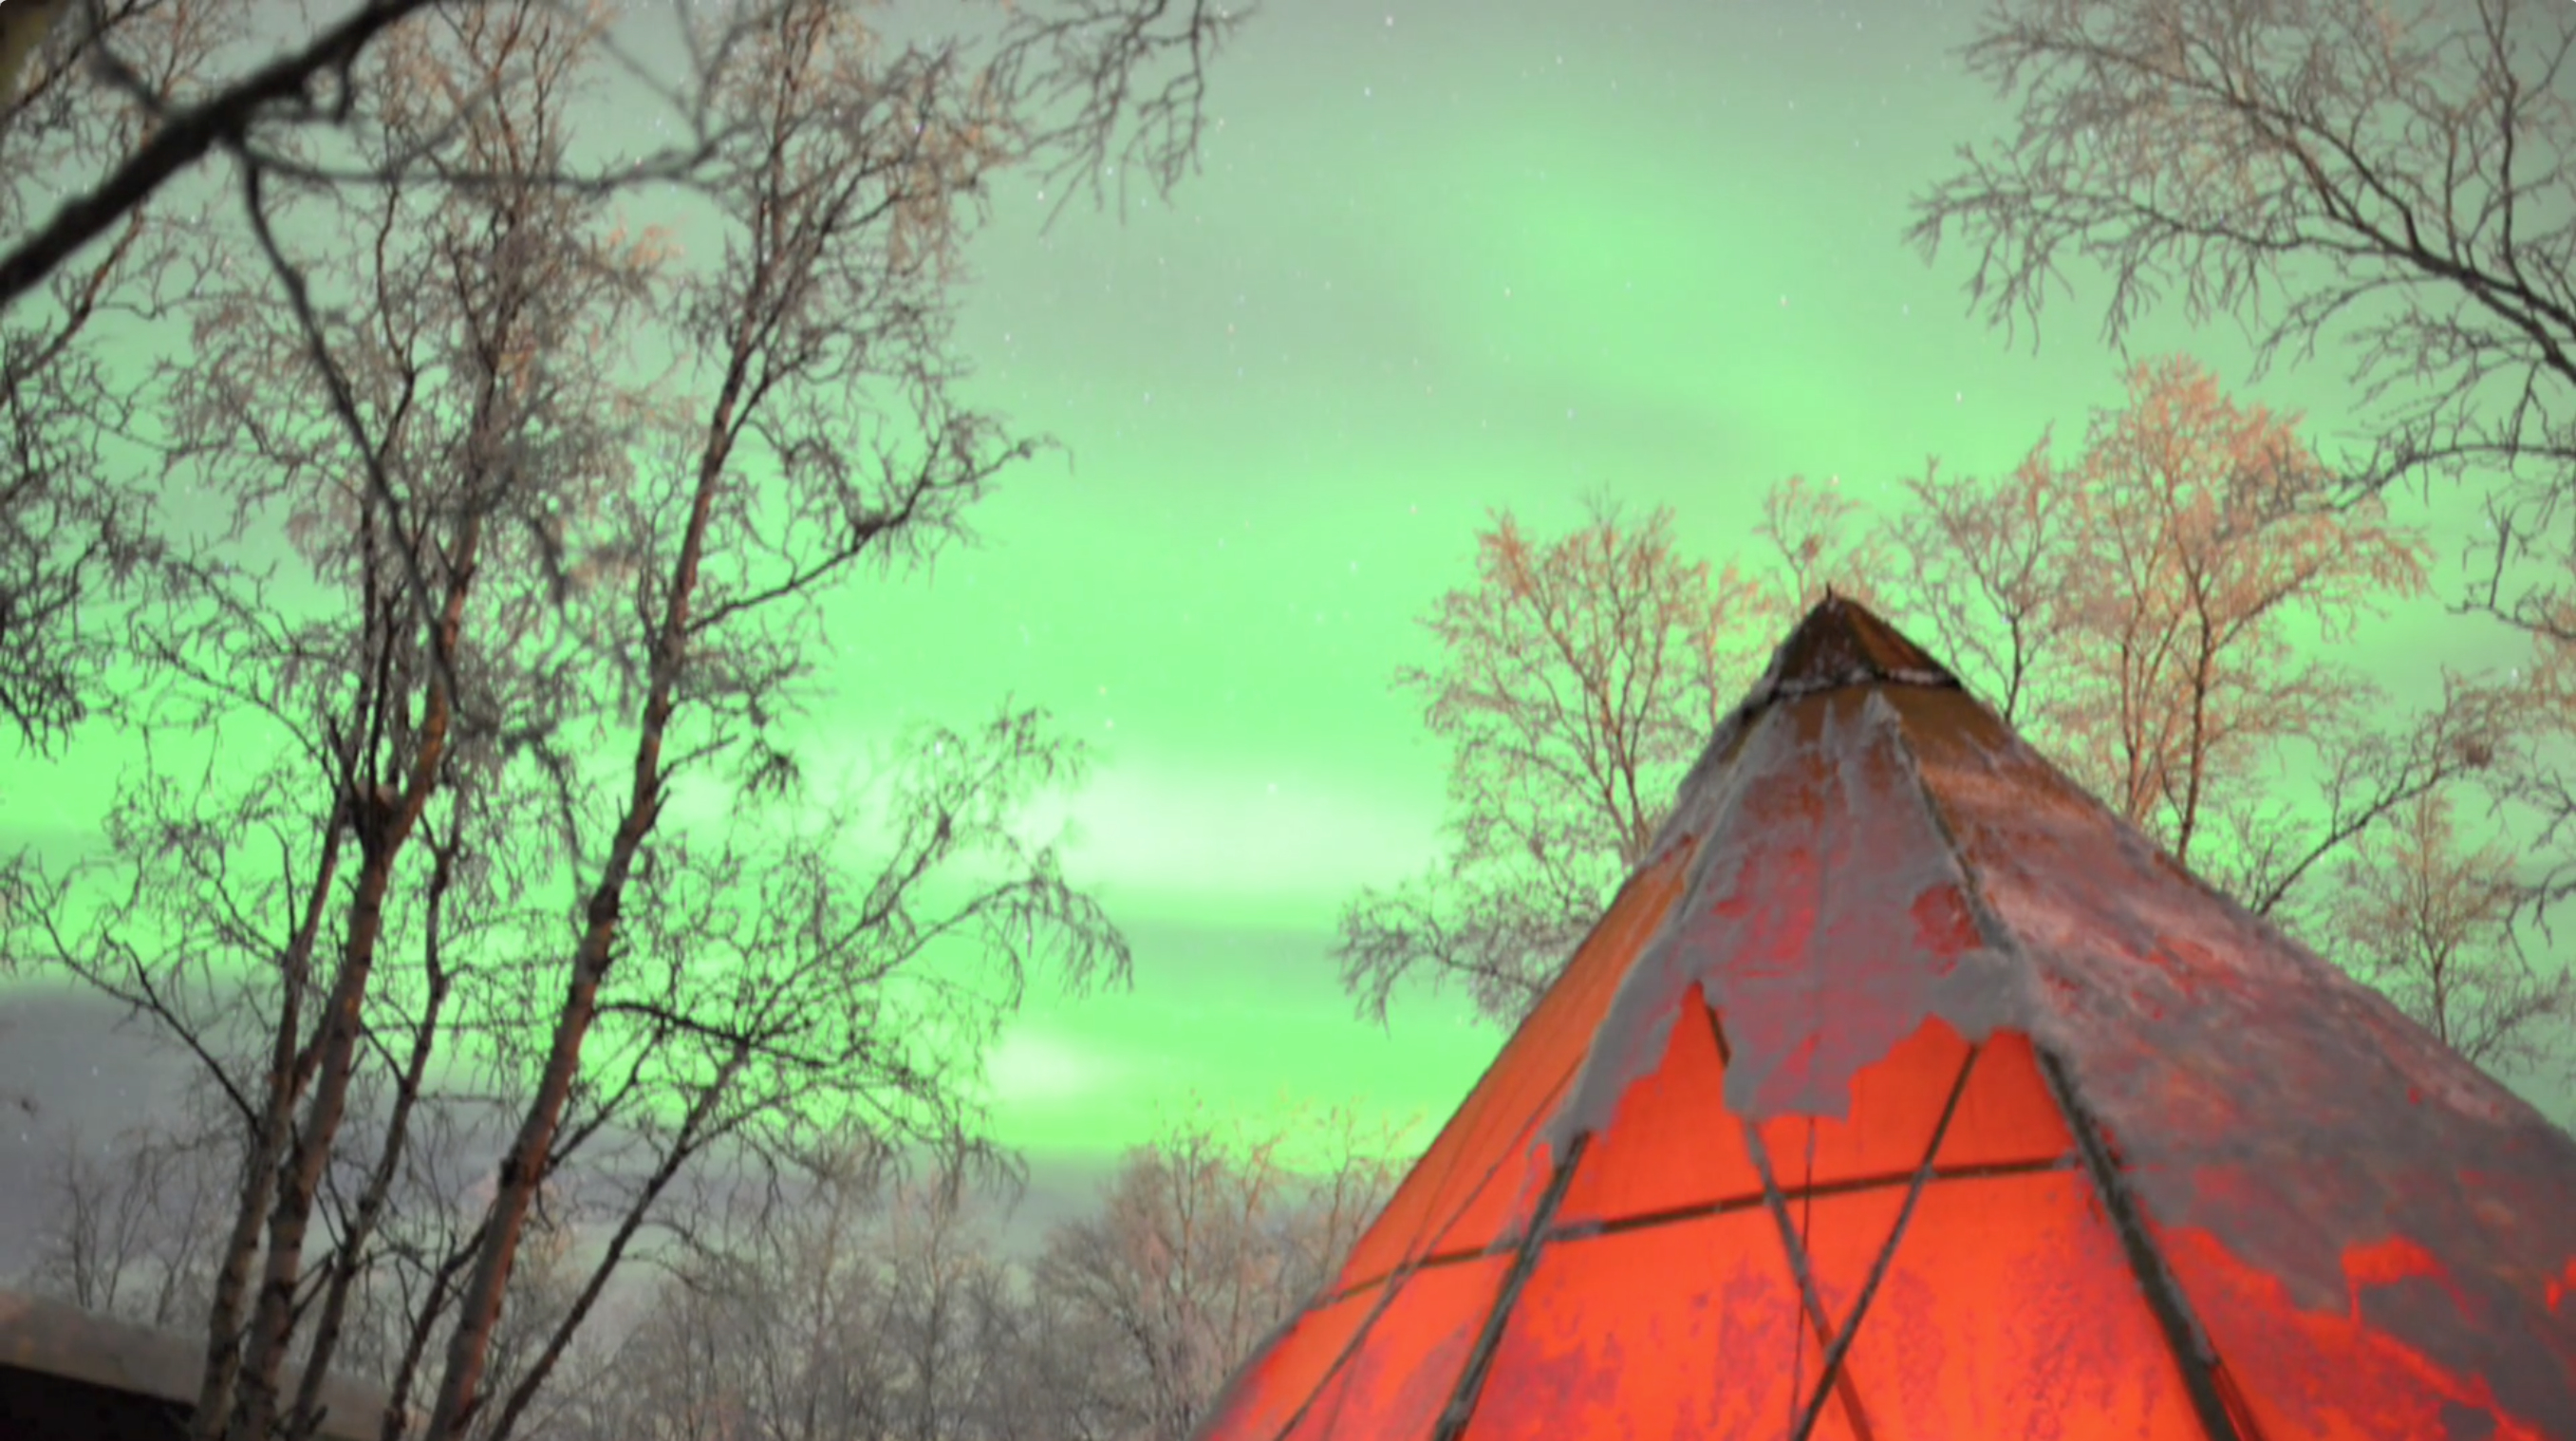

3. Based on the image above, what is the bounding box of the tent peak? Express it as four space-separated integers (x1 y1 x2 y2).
1759 593 1959 702
1188 589 2576 1441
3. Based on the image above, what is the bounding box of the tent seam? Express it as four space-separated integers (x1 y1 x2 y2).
1870 687 2256 1441
1314 1152 2080 1301
2035 1049 2262 1441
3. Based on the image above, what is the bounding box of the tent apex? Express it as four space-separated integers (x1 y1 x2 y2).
1764 594 1959 701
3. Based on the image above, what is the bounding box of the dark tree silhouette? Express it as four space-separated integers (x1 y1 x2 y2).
5 0 1241 1438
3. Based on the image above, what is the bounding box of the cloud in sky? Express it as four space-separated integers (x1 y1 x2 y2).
653 726 1447 927
983 1023 1138 1110
1039 756 1444 921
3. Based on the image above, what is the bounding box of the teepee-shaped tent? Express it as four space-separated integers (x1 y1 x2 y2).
1197 599 2576 1441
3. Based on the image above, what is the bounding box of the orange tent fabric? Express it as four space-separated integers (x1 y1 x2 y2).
1194 598 2576 1441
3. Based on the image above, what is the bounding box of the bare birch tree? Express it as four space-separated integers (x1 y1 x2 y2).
1751 474 1896 618
1031 1105 1408 1441
404 0 1217 1421
1907 0 2576 605
19 1114 235 1328
1332 496 1768 1026
1353 364 2478 1032
554 1105 1406 1441
1901 356 2472 908
0 0 242 753
0 0 470 311
2326 789 2576 1079
1896 436 2072 726
8 1 1238 1438
2044 356 2432 865
576 1132 1030 1441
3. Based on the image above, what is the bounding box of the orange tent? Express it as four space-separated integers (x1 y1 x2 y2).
1195 598 2576 1441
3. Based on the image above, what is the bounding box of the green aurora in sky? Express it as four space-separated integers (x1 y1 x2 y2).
3 0 2566 1193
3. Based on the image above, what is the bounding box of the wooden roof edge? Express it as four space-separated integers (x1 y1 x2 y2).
0 1287 400 1441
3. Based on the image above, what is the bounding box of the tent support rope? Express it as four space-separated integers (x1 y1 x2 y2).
1784 1039 1981 1441
1710 1006 1885 1441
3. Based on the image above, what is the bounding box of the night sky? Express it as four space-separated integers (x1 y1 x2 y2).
1 0 2563 1244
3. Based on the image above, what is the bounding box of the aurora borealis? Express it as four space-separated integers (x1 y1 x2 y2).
2 0 2562 1228
882 0 2549 1150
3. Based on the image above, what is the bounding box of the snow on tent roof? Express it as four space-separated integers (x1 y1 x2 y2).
1191 596 2576 1441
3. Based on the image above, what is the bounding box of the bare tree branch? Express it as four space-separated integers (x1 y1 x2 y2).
1334 496 1766 1026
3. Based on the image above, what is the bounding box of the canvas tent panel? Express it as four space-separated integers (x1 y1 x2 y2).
1751 1016 1979 1188
1329 1017 1559 1286
1279 1258 1505 1441
1548 692 2023 1155
1885 685 2576 1434
1553 985 1760 1226
1333 847 1692 1289
1540 1013 2197 1441
1191 599 2576 1441
1557 1007 2077 1233
1727 1017 2003 1192
1282 1011 2175 1441
1417 1077 1569 1263
1195 1284 1389 1441
1460 1212 1822 1441
1913 1028 2075 1170
2154 1225 2564 1441
1801 1172 2209 1440
1427 847 1702 1262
